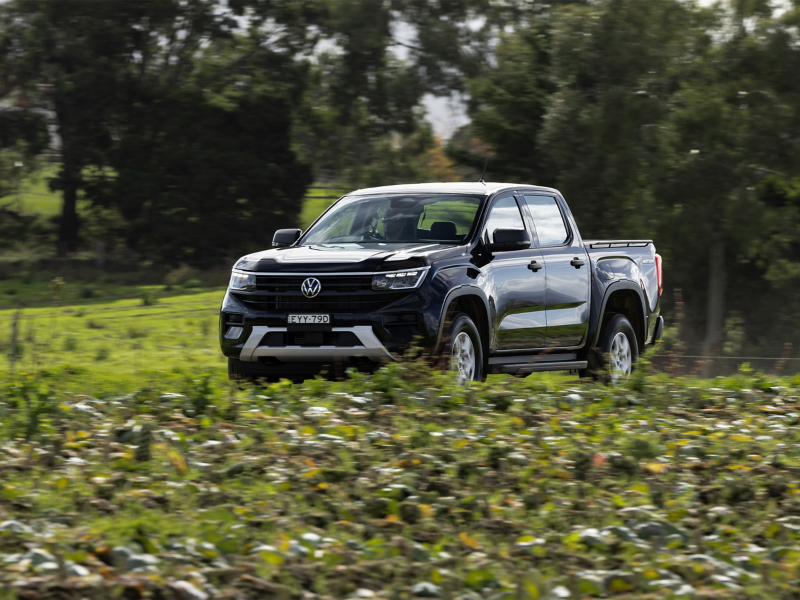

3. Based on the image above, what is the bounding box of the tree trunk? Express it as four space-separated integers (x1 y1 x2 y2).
57 176 79 255
701 239 725 378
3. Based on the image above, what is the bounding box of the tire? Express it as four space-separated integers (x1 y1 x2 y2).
587 314 639 381
442 312 484 383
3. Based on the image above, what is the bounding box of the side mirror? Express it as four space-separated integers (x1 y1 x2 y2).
273 228 302 248
485 229 531 253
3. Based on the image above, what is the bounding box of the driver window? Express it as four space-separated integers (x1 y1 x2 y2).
483 197 525 243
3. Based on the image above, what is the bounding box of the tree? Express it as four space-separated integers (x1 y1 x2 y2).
655 0 800 358
3 0 321 260
462 0 800 357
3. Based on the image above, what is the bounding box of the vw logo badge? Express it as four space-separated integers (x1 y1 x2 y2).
301 277 321 298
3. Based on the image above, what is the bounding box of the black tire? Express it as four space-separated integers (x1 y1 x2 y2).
580 314 639 380
442 312 484 382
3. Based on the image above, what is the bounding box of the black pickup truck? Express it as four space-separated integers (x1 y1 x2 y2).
219 182 663 382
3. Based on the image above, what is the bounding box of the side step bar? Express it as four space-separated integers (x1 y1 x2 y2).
488 355 587 375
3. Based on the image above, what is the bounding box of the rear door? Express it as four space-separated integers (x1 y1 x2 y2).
481 193 548 350
520 194 590 347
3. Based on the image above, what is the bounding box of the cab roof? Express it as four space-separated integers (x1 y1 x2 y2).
347 182 560 197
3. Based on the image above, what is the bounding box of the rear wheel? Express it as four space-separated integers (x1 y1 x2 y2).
443 312 483 383
581 314 639 381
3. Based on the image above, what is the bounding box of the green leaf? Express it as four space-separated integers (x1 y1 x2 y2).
216 535 240 555
465 568 495 591
205 507 236 523
260 550 284 565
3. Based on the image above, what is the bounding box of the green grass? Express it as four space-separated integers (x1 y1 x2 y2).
0 290 225 393
300 184 348 229
5 165 346 230
0 164 64 217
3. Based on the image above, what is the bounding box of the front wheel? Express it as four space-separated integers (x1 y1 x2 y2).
443 312 484 383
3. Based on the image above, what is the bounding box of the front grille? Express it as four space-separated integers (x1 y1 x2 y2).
256 275 372 293
233 274 411 312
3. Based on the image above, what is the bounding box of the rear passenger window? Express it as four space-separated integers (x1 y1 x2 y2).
483 197 525 243
523 195 569 246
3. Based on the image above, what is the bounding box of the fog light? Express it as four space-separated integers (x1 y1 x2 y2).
225 326 243 339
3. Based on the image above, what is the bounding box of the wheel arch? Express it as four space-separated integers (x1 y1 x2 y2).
591 282 647 353
435 287 491 364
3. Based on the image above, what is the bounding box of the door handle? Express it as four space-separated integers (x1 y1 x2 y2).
570 258 585 268
528 260 543 272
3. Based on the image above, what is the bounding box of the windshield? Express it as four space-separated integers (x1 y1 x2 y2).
302 193 485 246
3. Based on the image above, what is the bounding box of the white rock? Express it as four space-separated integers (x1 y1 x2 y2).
172 580 209 600
0 520 32 534
304 406 331 417
67 563 90 577
34 561 60 574
24 549 55 566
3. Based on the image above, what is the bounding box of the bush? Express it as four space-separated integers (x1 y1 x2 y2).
127 327 148 339
141 290 158 306
164 265 201 286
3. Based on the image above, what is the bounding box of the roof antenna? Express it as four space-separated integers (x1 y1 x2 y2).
479 158 488 185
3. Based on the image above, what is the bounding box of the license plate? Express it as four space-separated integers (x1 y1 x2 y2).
287 314 330 324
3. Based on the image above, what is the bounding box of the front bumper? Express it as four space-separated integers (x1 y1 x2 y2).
238 325 395 363
219 285 442 367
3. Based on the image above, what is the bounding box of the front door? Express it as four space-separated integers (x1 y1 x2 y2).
521 194 590 347
481 194 548 350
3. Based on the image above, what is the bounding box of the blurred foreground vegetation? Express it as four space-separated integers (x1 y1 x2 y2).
2 293 800 598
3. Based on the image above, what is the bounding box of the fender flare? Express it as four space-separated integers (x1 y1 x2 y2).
433 285 492 355
589 280 648 351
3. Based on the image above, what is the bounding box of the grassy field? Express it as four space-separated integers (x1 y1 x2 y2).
0 164 64 217
3 165 345 229
300 185 348 229
0 289 226 394
2 291 800 598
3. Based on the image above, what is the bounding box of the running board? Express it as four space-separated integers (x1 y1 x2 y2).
488 358 587 375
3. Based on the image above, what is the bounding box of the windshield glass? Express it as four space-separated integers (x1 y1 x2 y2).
302 193 485 245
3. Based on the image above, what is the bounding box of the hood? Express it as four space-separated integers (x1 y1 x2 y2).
234 243 464 273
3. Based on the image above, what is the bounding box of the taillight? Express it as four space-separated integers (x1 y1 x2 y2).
654 253 663 295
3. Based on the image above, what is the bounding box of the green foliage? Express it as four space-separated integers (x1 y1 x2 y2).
1 376 61 440
2 357 799 596
460 0 800 355
140 291 157 307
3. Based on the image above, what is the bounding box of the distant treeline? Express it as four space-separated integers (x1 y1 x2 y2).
0 0 799 356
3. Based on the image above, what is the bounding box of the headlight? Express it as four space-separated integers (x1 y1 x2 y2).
229 271 256 291
372 267 429 291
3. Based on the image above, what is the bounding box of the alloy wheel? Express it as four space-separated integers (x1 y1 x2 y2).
451 331 476 382
609 331 632 379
